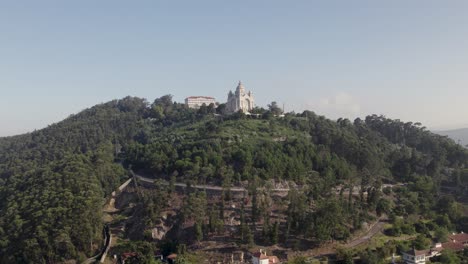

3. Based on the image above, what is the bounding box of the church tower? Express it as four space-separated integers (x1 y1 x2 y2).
236 81 245 95
226 81 255 113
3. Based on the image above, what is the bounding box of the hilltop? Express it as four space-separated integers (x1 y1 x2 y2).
1 95 468 263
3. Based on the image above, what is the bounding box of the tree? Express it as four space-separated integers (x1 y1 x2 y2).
336 248 354 264
439 249 460 264
359 249 380 264
412 234 430 250
434 227 449 243
376 198 391 216
194 222 203 242
216 103 226 115
267 101 282 115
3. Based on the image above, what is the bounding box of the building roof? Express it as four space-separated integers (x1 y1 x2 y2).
442 241 465 251
236 81 245 91
186 96 215 100
252 252 269 260
269 255 280 263
167 253 177 260
448 232 468 243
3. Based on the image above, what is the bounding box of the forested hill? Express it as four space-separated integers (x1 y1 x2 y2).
0 97 150 263
0 95 467 263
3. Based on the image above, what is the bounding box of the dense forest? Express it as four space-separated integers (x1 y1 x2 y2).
0 95 467 263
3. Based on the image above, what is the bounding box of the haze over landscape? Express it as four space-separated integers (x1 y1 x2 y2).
1 1 468 137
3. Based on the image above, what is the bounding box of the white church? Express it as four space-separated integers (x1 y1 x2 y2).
226 81 255 114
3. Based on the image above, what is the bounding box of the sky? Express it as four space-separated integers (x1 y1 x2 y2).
1 1 468 136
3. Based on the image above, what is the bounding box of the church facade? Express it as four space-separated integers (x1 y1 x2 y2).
226 81 255 113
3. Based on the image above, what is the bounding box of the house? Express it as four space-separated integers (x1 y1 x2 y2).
402 249 430 264
402 243 443 264
448 232 468 245
252 250 280 264
403 233 468 264
252 251 269 264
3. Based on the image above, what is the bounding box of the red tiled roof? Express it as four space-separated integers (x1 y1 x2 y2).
167 253 177 259
442 242 465 251
448 233 468 243
252 252 269 259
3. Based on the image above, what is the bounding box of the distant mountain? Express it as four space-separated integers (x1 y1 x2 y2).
435 128 468 147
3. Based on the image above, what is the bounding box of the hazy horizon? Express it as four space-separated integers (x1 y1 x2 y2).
1 93 467 138
2 1 468 137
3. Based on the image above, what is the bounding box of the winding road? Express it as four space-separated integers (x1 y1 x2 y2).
135 173 401 196
79 172 389 264
135 173 289 192
345 218 386 248
82 225 111 264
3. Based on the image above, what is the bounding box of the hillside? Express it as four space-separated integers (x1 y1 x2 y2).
435 128 468 147
1 95 468 263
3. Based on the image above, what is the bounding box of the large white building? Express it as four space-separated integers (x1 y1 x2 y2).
226 81 255 113
185 96 217 109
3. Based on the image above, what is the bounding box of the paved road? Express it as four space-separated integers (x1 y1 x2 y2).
308 217 387 258
136 174 401 196
135 169 400 201
82 225 111 264
135 174 291 192
344 218 386 248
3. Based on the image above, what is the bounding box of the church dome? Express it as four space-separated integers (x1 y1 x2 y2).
236 81 245 91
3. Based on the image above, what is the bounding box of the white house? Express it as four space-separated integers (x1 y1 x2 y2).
403 233 468 264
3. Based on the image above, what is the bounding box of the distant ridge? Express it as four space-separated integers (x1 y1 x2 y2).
435 128 468 146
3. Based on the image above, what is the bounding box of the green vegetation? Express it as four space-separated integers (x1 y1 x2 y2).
0 95 467 263
0 97 147 263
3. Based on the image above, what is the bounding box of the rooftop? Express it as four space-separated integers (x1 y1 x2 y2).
186 96 215 100
448 232 468 243
442 241 465 251
252 252 269 260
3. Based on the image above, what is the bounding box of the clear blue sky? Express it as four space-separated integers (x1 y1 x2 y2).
1 0 468 136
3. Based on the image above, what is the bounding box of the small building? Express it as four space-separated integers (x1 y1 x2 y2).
402 243 445 264
402 249 429 264
185 96 216 109
252 250 280 264
402 233 468 264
